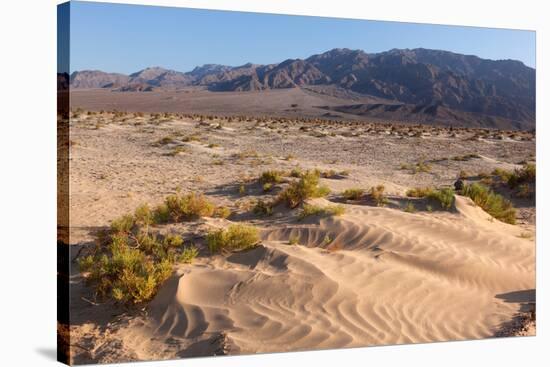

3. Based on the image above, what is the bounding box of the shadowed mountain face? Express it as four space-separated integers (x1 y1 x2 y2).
69 48 536 129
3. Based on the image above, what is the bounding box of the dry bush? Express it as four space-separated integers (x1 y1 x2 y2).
206 224 260 253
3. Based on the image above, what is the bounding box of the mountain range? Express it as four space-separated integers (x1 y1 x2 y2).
69 48 536 130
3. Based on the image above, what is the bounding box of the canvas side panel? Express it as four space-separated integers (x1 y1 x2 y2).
57 2 71 365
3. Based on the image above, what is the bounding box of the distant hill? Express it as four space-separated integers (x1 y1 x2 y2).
69 48 536 129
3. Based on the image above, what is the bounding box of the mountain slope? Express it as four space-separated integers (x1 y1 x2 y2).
69 47 536 129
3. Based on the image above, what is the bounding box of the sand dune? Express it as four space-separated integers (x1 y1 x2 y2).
105 196 534 357
66 112 535 363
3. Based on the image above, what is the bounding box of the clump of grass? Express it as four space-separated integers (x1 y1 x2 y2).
206 224 260 253
461 183 516 224
507 163 536 189
298 204 345 220
413 160 432 174
370 185 388 206
165 146 187 156
155 192 214 223
427 188 455 210
238 184 246 195
213 206 232 219
178 245 198 263
322 235 333 246
406 187 455 210
259 170 284 184
492 164 535 198
208 143 219 148
253 200 273 216
279 170 330 208
289 167 303 178
78 214 195 305
406 187 433 198
262 183 273 192
492 167 512 182
404 202 416 213
342 188 364 201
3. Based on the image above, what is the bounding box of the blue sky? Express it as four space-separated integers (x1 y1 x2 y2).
68 1 536 74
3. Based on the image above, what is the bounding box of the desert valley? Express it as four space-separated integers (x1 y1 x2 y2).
59 48 536 364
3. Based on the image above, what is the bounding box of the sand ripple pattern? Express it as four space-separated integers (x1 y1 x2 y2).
147 196 535 354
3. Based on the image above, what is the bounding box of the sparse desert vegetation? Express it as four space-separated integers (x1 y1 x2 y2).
298 203 345 220
206 224 260 253
462 183 517 224
67 108 535 363
279 170 330 208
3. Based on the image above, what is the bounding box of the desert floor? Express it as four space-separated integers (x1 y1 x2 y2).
65 111 535 364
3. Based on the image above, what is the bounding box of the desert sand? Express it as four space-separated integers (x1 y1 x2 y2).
64 110 535 364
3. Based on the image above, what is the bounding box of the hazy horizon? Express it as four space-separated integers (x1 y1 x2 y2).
68 1 536 74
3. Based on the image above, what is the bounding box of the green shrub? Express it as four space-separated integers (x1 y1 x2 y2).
259 170 284 184
427 188 455 210
289 167 303 178
158 192 214 222
507 163 536 189
280 170 330 208
78 231 178 305
370 185 388 206
206 224 260 253
253 200 273 216
298 204 345 220
412 160 431 174
134 204 153 227
461 183 516 224
166 146 187 156
342 188 364 200
110 214 135 234
213 206 232 219
404 202 416 213
179 245 198 264
263 183 273 192
162 234 183 248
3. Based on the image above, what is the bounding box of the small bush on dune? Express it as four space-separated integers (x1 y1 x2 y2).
253 200 273 216
407 187 454 210
461 183 516 224
207 224 260 253
298 204 345 220
507 163 536 189
78 223 190 305
259 170 285 184
406 187 433 198
157 192 214 223
427 188 455 210
110 214 135 234
404 202 416 213
213 206 232 219
370 185 388 206
280 170 330 208
492 167 510 181
289 167 303 178
178 245 199 264
342 188 365 200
